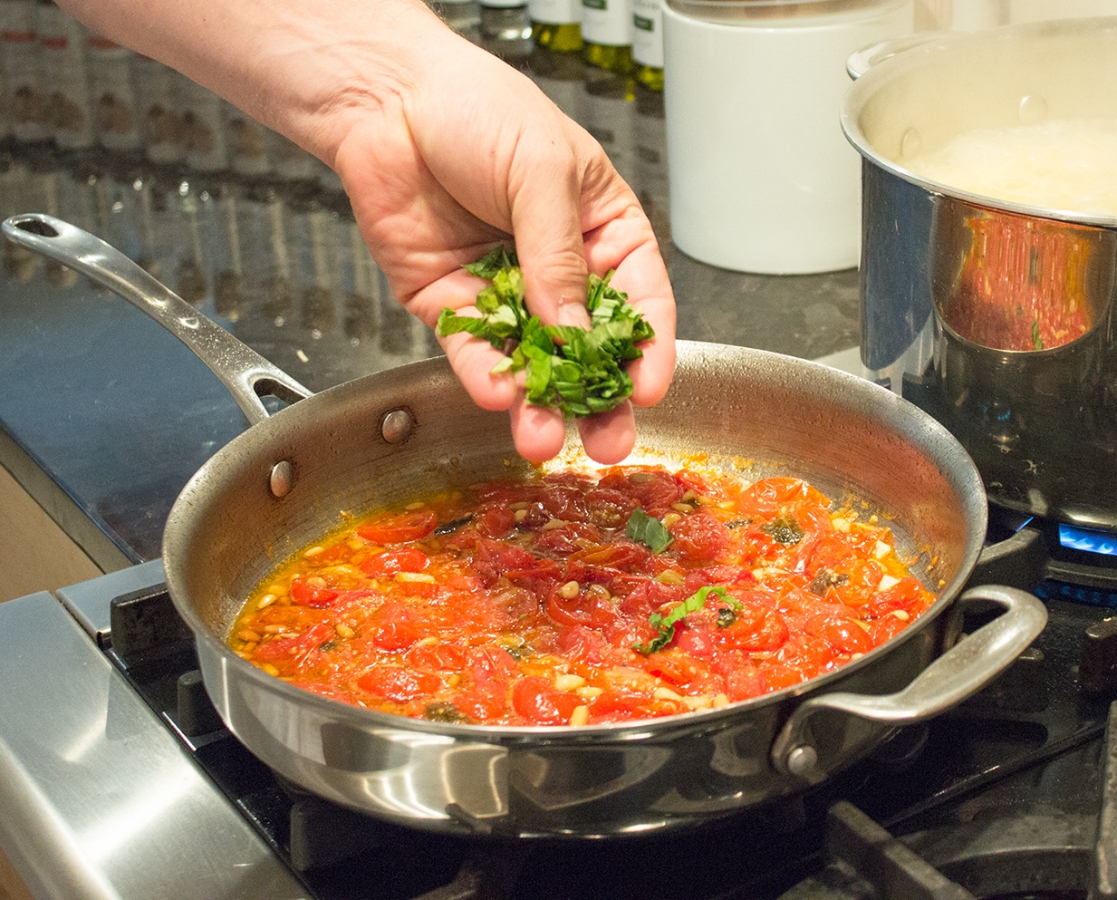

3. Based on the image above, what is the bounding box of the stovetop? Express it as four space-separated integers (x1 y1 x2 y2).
3 517 1117 900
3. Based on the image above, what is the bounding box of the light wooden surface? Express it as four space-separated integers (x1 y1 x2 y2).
0 464 103 603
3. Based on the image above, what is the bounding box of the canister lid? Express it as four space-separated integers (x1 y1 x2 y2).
665 0 903 26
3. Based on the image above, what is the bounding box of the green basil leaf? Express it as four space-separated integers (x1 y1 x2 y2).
632 585 741 655
626 508 673 554
434 250 654 419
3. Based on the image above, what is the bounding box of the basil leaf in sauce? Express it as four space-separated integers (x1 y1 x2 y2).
435 248 654 418
626 508 673 553
761 514 805 545
633 585 742 655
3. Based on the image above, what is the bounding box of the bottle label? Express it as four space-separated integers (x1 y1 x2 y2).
528 0 580 23
631 0 662 67
581 0 630 46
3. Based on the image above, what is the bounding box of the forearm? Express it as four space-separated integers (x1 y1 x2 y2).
53 0 455 166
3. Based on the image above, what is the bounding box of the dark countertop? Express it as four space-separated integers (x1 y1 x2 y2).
0 51 863 571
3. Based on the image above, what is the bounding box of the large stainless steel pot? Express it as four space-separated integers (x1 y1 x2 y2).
2 213 1047 839
841 17 1117 530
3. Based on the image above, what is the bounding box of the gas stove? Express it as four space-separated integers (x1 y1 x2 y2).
2 513 1117 900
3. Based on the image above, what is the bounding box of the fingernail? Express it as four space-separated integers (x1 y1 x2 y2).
556 302 590 329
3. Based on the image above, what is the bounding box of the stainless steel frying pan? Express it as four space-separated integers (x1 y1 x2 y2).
3 212 1046 838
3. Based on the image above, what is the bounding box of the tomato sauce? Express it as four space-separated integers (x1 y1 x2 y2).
229 466 936 726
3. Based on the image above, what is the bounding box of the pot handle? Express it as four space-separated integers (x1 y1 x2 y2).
1 213 312 426
770 585 1047 782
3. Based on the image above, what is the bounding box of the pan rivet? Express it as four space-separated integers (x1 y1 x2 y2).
270 460 294 498
786 745 818 778
381 408 415 445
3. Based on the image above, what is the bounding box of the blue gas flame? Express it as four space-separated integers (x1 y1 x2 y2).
1058 524 1117 558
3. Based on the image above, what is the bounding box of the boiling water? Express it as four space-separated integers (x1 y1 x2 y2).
906 118 1117 217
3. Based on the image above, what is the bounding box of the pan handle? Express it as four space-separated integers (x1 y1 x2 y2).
770 585 1047 782
2 213 313 426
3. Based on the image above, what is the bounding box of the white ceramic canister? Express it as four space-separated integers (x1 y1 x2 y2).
663 0 913 274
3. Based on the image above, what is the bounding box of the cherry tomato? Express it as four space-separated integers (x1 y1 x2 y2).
358 548 430 577
405 642 469 673
804 612 874 656
474 504 516 539
669 510 730 563
253 621 334 664
717 604 789 652
556 625 610 664
358 667 441 701
290 578 340 608
357 509 438 544
545 587 619 629
511 676 583 725
453 683 508 722
641 651 704 687
366 602 422 651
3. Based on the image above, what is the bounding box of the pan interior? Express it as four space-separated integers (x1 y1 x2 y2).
163 343 985 652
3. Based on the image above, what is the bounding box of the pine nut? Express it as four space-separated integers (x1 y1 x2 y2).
554 674 586 691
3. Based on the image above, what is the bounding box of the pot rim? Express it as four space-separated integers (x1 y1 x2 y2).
840 15 1117 230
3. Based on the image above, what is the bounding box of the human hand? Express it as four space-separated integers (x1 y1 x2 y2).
53 0 676 464
329 16 676 465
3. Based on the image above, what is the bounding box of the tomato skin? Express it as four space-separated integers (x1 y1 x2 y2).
672 626 717 661
804 612 874 656
253 621 334 667
358 667 441 701
358 548 430 578
556 625 610 664
641 651 703 687
453 684 507 723
669 510 730 563
532 522 605 556
471 539 539 586
357 509 438 544
713 651 765 702
545 587 619 629
717 604 789 652
512 676 582 725
831 559 885 607
290 578 340 608
405 642 469 673
366 602 422 651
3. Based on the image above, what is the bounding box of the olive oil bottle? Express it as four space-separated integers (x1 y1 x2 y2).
631 0 662 91
580 0 634 76
528 0 582 51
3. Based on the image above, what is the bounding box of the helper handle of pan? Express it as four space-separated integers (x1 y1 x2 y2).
771 585 1048 782
2 213 313 426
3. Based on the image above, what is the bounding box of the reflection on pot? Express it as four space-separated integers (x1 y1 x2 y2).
933 203 1114 353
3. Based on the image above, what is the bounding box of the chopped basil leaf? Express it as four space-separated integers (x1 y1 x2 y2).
435 248 654 418
633 585 742 655
626 508 673 553
761 514 805 545
715 607 738 628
